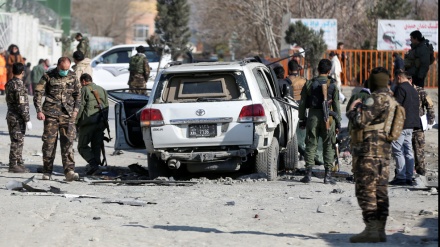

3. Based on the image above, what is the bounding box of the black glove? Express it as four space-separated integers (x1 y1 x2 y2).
299 118 307 129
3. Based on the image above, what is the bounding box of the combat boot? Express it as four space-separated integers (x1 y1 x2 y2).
86 158 100 175
377 216 387 242
8 165 28 173
324 167 337 185
300 166 312 183
65 170 79 181
349 219 381 243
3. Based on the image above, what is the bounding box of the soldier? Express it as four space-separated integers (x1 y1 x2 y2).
34 57 81 181
75 33 91 58
5 62 32 173
413 83 436 176
298 59 341 184
128 45 150 95
72 50 93 82
286 59 306 102
346 67 395 243
404 30 430 88
76 73 109 175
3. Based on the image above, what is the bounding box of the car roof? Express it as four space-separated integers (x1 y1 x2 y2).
106 44 149 49
163 61 263 73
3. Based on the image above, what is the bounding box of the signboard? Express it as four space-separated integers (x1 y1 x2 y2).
377 20 438 51
289 18 338 50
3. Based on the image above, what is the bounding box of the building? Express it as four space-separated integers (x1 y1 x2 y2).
124 0 156 44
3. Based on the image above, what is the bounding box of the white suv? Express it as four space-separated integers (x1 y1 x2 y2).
109 59 299 180
91 44 172 90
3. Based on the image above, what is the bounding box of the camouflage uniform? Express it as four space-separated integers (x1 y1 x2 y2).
347 87 394 242
412 85 435 175
77 37 91 58
76 82 109 165
128 53 150 95
34 69 81 175
5 77 30 171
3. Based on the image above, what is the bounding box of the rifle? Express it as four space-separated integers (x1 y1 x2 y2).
322 84 330 131
90 88 112 166
266 48 308 66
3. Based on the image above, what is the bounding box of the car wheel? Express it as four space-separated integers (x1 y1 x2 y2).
256 137 279 181
282 134 299 171
148 154 170 179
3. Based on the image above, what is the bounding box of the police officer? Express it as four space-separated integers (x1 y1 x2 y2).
413 83 436 176
298 59 341 184
34 57 81 181
128 45 150 94
76 73 109 175
5 62 32 173
346 67 395 243
75 33 91 58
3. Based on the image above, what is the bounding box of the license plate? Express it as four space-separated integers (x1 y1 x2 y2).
188 124 217 137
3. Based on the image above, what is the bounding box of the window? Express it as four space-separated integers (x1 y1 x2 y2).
102 49 132 64
133 24 149 42
178 78 227 98
253 69 270 98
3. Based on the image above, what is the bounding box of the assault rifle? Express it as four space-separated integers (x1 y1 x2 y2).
90 89 112 166
322 83 330 131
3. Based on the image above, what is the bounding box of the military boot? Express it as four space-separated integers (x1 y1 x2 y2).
377 216 387 242
300 166 312 183
349 219 381 243
65 170 79 182
86 158 100 175
324 167 337 185
8 165 28 173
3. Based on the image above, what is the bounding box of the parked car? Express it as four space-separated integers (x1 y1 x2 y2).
91 44 172 90
108 58 299 180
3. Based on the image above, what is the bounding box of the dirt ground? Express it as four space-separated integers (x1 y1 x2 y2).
0 87 437 247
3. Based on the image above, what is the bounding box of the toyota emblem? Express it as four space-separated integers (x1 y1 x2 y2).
195 109 205 116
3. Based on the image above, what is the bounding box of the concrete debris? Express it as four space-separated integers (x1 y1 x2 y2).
330 188 344 194
102 199 154 206
419 210 438 216
402 226 411 233
225 201 235 206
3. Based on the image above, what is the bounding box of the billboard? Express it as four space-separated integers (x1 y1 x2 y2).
289 18 338 50
377 20 438 51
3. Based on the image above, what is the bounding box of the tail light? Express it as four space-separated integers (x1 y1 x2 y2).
140 108 164 127
238 104 266 123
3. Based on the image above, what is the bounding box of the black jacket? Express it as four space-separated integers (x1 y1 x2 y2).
394 81 421 129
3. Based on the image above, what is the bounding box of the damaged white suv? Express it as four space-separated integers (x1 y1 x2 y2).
110 58 299 180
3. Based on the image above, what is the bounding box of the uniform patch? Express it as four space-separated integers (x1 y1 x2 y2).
19 96 25 104
364 97 374 106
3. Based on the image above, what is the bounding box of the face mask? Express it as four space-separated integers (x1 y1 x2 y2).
59 69 69 77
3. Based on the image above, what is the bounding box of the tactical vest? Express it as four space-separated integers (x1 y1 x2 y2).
129 54 145 74
305 78 335 109
287 75 306 101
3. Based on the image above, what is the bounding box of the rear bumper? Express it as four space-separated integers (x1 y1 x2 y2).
158 149 249 162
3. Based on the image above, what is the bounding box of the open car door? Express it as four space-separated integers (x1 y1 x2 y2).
107 89 150 150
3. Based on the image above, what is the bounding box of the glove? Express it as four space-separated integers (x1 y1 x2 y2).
299 118 307 129
26 121 32 131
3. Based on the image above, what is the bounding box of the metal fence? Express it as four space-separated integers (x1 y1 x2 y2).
272 50 438 88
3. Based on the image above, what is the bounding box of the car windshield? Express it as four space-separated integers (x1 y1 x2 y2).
153 71 251 103
144 49 160 63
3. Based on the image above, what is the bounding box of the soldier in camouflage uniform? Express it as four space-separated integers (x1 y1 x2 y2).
412 84 436 175
298 59 341 184
5 63 32 173
76 73 109 175
75 33 91 58
346 67 395 243
128 45 150 95
34 57 81 181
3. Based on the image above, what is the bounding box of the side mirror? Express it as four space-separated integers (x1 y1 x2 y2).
282 84 291 98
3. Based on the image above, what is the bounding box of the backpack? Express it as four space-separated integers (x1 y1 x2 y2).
383 95 406 142
426 40 435 65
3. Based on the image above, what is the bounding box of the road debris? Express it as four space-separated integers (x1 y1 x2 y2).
102 199 155 206
88 180 198 186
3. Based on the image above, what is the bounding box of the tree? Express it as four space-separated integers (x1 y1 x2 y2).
285 21 327 76
154 0 191 61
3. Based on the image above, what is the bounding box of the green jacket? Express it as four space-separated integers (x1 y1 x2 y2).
76 82 109 127
31 64 45 84
77 37 91 58
298 75 341 122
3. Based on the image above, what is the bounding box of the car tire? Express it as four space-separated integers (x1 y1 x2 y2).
282 134 299 171
256 137 279 181
148 154 170 179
